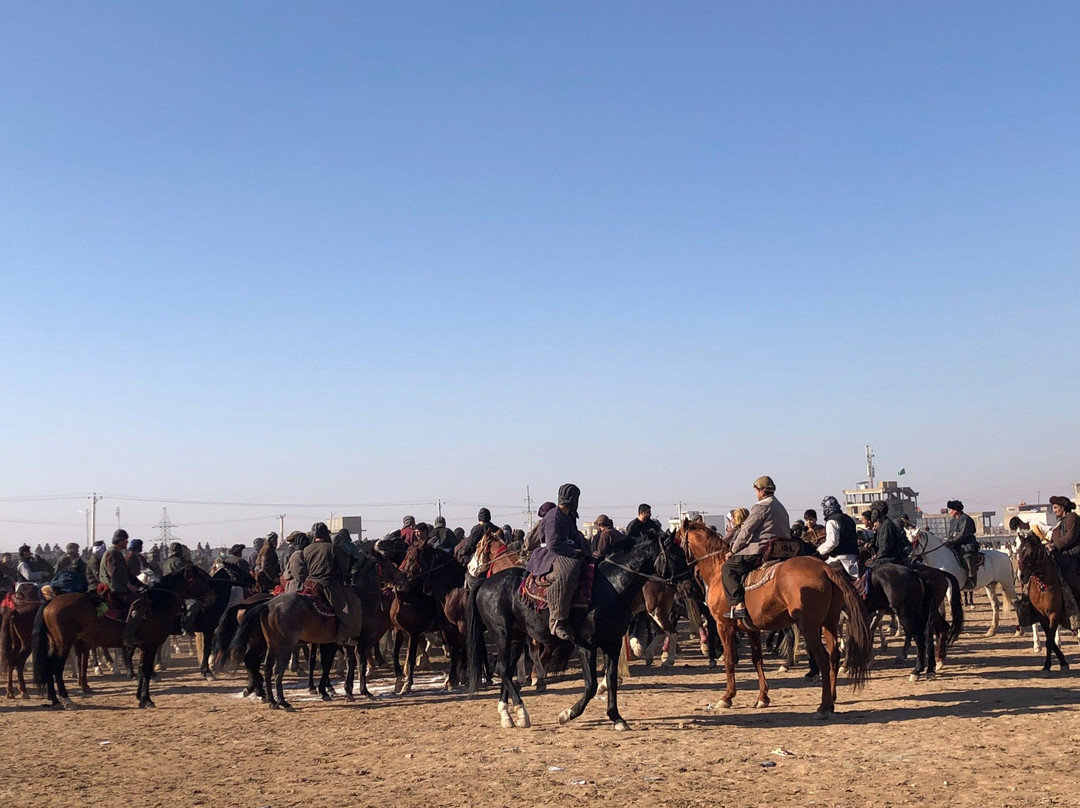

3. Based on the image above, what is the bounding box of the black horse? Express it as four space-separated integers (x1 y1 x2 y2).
466 532 690 730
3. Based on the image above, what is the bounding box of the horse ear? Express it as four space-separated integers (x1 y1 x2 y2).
680 517 690 531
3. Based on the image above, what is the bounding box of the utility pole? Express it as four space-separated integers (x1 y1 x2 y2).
115 506 121 529
277 514 286 539
436 500 443 519
523 486 534 532
89 493 99 550
866 444 876 489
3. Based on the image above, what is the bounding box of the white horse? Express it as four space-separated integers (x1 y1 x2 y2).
908 528 1018 635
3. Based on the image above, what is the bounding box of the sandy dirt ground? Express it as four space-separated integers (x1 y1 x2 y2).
4 599 1079 808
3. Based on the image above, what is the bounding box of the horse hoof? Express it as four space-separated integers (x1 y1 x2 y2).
533 681 546 693
308 688 318 696
268 701 280 710
4 691 12 700
241 688 252 698
202 672 217 681
719 699 732 709
500 714 514 728
813 710 829 721
93 666 102 676
138 700 155 709
660 658 674 668
345 694 356 702
754 700 769 709
1041 668 1053 678
926 670 937 680
282 702 295 712
81 687 92 696
515 707 531 728
908 673 919 683
557 709 572 725
321 694 333 702
777 665 789 674
61 698 77 710
613 720 631 731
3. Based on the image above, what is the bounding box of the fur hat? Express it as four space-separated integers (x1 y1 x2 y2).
1049 496 1076 512
402 515 416 527
538 501 556 518
946 500 963 512
65 542 80 554
310 522 331 542
128 538 143 552
112 529 129 544
557 484 581 518
595 514 612 528
477 508 491 523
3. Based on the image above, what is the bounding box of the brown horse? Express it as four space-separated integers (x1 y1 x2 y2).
1 584 42 698
628 581 681 666
32 564 214 708
679 519 872 718
1014 530 1070 674
391 542 466 695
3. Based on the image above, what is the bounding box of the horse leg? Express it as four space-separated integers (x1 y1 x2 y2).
275 649 294 711
499 630 529 728
718 621 738 708
399 632 420 696
318 643 336 701
602 646 630 731
803 626 832 717
528 640 546 692
985 583 1000 635
77 646 91 694
344 644 357 700
747 630 770 709
263 645 279 708
138 646 156 708
557 646 598 726
307 643 319 694
392 629 405 693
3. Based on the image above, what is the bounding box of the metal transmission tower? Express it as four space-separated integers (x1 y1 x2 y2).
523 486 535 533
152 508 180 545
865 444 876 489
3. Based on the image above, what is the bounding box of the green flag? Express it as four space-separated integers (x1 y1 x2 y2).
898 468 906 475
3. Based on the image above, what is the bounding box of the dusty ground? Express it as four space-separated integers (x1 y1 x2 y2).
4 600 1079 808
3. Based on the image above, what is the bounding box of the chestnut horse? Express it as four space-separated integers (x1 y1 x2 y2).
679 519 871 718
1014 530 1070 674
32 564 214 708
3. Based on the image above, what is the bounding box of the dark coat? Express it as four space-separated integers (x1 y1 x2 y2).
524 508 584 577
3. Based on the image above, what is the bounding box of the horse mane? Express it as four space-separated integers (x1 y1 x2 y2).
681 519 727 554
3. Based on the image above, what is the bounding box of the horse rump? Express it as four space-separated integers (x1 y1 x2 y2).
225 599 270 673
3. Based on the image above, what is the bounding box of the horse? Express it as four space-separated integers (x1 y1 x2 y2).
1014 530 1070 674
909 528 1018 635
466 531 691 731
32 564 214 708
391 542 467 694
1 583 42 698
223 547 404 706
679 520 872 719
628 581 681 667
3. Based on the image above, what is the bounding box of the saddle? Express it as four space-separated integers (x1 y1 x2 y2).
92 584 147 622
298 581 336 619
1 583 40 610
762 538 804 562
519 563 595 613
745 560 783 593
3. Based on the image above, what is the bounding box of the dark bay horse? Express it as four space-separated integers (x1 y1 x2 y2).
467 532 690 730
223 547 404 707
32 564 214 708
391 542 466 695
1015 530 1070 674
2 584 42 698
680 520 871 719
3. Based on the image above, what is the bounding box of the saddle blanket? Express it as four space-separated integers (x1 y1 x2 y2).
298 582 336 619
745 560 783 593
519 563 595 613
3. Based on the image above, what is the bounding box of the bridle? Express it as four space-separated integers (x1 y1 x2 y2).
601 534 690 587
680 524 729 567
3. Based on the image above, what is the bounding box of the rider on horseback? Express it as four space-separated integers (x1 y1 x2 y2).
944 499 980 589
866 501 910 568
523 483 586 642
98 529 147 647
302 522 365 644
721 476 790 622
816 495 859 578
1049 495 1080 600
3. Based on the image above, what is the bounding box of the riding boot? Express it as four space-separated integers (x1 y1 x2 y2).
964 555 978 589
122 611 145 648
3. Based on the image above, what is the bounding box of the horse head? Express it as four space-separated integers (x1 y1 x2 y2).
1013 529 1047 584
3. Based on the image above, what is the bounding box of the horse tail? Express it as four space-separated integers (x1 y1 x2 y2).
823 563 872 689
0 608 15 676
941 569 964 646
211 602 247 670
226 600 268 673
465 583 485 696
31 602 52 694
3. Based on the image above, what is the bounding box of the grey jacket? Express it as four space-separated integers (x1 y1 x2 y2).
731 496 791 556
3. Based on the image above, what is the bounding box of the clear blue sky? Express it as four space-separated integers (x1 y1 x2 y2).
2 3 1077 548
